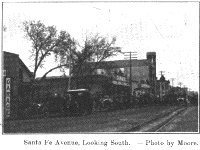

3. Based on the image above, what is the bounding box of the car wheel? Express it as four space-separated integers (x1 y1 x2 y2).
69 104 79 116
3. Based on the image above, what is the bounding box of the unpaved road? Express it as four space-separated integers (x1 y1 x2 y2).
3 106 186 133
156 106 199 132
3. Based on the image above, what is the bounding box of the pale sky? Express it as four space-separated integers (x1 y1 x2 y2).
2 2 199 91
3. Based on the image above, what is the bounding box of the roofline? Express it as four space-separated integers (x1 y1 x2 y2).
67 89 89 92
3 51 19 56
86 59 150 69
35 74 112 80
19 58 33 78
4 51 33 78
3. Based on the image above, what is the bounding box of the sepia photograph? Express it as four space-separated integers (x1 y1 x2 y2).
1 1 199 137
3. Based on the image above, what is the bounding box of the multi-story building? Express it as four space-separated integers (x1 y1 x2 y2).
92 52 157 95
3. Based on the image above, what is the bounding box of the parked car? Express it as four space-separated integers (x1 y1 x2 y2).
100 95 113 111
66 89 93 116
177 97 187 106
24 102 46 118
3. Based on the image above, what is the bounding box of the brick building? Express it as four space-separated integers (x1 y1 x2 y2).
91 52 157 95
3 51 33 119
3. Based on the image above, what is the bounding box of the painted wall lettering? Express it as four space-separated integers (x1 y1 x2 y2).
5 78 11 118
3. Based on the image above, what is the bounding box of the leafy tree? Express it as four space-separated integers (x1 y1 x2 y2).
55 33 121 77
23 20 73 80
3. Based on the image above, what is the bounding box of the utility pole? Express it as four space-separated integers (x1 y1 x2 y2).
123 51 137 98
170 78 175 87
68 45 72 91
178 82 182 96
178 82 182 88
159 71 165 76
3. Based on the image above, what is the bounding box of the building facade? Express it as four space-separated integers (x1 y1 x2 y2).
92 52 157 95
22 74 131 111
156 75 170 99
3 51 33 119
124 52 156 95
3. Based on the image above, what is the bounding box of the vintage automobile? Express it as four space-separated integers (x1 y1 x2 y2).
177 97 187 106
30 89 93 118
24 102 47 118
65 89 93 116
99 95 113 111
44 93 65 115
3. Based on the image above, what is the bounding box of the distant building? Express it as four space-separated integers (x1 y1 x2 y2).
90 52 157 95
156 75 170 99
3 51 33 119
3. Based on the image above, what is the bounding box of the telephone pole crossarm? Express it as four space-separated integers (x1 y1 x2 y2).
123 51 137 98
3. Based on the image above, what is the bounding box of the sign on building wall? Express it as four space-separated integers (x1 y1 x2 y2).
5 78 11 118
112 80 129 86
112 74 129 86
116 75 127 82
3 70 6 76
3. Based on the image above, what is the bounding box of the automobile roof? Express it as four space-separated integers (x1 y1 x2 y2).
67 89 89 92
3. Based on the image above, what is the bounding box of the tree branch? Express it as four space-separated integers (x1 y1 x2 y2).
40 64 68 80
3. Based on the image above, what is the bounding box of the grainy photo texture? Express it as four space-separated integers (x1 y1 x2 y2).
2 1 199 134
